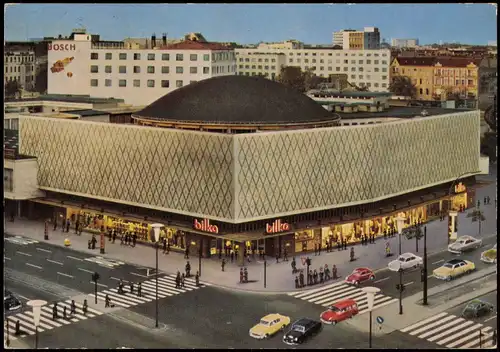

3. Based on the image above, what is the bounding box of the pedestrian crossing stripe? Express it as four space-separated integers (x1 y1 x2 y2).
287 281 398 314
4 301 103 342
400 312 496 348
4 236 39 246
90 273 210 309
84 256 125 268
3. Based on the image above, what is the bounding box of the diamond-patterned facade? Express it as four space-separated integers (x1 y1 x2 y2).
19 111 480 223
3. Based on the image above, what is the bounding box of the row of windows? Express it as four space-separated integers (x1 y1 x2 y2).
5 65 35 73
394 67 476 76
287 52 387 57
273 65 388 75
90 51 235 62
89 78 193 88
289 58 387 65
4 76 34 82
4 55 34 63
238 65 278 71
238 72 277 78
347 74 388 81
90 65 211 75
239 58 278 63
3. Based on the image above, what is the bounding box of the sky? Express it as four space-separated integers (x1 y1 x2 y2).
4 3 497 45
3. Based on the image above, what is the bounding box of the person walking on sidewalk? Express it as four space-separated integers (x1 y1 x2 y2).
162 238 167 254
343 239 347 250
295 276 299 288
243 267 248 283
82 299 88 315
184 246 190 260
53 218 57 231
221 258 226 272
275 252 279 264
130 282 134 294
230 250 234 263
75 220 80 234
70 300 76 315
318 243 321 255
337 240 341 251
291 257 297 274
120 232 124 245
175 272 181 289
350 247 355 262
185 261 191 277
52 303 58 320
112 230 116 244
105 294 111 308
299 270 304 288
240 268 244 283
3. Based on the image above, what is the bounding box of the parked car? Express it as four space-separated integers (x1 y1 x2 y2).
4 290 22 312
461 300 495 318
388 252 423 272
480 243 497 264
344 268 375 286
249 313 290 339
448 235 482 254
320 298 358 325
432 258 475 281
282 318 322 345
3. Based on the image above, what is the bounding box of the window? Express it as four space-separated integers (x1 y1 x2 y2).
351 74 356 79
203 67 210 74
90 53 98 60
359 75 363 79
119 79 127 87
257 65 262 69
148 53 155 60
374 82 379 87
119 53 127 60
366 60 371 64
134 53 141 60
343 67 348 72
382 75 387 80
336 67 340 72
251 65 256 69
161 80 170 88
289 59 293 63
133 66 140 73
162 53 170 61
297 59 301 63
90 79 98 87
105 65 112 73
161 66 169 74
90 65 99 73
147 79 155 88
319 66 324 71
271 66 276 70
351 67 356 72
374 60 379 64
176 54 183 61
419 79 423 85
176 66 183 74
304 59 309 63
203 54 210 61
425 88 429 95
188 54 197 62
245 58 250 62
312 59 316 63
147 66 155 74
359 60 364 65
327 66 332 71
382 60 387 65
190 67 198 74
320 59 324 63
258 59 262 63
176 80 183 88
374 68 379 72
304 53 308 56
105 79 112 87
351 60 356 64
133 79 140 87
119 66 127 74
419 88 423 94
105 53 112 60
382 68 387 72
344 60 348 64
4 168 13 192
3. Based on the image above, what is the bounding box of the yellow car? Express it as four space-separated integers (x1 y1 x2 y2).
249 313 291 339
433 258 475 281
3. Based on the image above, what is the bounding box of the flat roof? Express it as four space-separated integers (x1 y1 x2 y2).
4 94 125 104
65 109 110 117
336 107 472 119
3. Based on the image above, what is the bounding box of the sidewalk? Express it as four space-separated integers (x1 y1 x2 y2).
4 175 497 293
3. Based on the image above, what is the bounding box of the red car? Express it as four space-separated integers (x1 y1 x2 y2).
320 298 359 325
344 267 375 286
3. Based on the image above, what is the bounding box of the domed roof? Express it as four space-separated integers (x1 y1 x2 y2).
135 75 334 125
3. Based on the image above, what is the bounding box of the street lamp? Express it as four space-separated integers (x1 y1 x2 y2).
27 299 47 349
395 214 406 315
151 223 164 329
362 286 381 348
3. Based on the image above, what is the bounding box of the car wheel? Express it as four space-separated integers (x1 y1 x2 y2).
446 275 452 281
331 320 337 325
369 275 375 280
264 334 269 339
355 281 360 286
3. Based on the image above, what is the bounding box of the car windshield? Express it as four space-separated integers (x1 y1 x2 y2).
443 263 454 268
259 320 270 326
292 325 305 333
398 257 407 261
351 269 361 274
329 306 341 312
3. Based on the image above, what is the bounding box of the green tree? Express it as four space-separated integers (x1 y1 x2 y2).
389 76 417 99
480 131 497 163
277 66 305 92
4 79 21 98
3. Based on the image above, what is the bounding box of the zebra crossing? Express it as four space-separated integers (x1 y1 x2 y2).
400 312 496 349
4 236 39 246
4 300 103 342
288 281 398 314
91 274 212 309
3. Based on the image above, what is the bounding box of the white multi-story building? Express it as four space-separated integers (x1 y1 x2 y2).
235 51 286 79
391 38 419 48
47 36 237 106
257 40 304 50
4 50 36 90
236 47 391 91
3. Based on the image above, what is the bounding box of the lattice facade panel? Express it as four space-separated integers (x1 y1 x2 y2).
235 111 480 221
19 117 234 220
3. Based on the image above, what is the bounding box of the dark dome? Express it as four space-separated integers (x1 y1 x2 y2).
135 75 334 125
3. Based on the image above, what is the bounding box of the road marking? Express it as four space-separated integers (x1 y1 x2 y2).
373 277 390 283
400 312 449 332
17 294 31 301
427 274 434 278
110 277 122 281
67 255 83 261
26 263 42 269
404 281 414 287
47 259 63 265
78 267 94 274
57 272 74 279
432 259 444 265
36 248 52 253
484 314 497 323
130 272 148 279
90 281 108 288
17 251 32 257
4 257 11 260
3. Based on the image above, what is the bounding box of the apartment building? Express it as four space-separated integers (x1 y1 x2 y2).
391 39 419 48
390 57 436 100
236 47 391 91
332 27 380 50
235 51 286 79
47 36 237 106
4 50 36 90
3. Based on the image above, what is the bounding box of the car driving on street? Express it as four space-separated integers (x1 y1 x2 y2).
448 235 482 254
249 313 290 339
320 298 358 325
344 267 375 286
480 243 497 264
388 252 423 272
461 300 495 318
282 318 322 345
4 290 22 312
432 258 475 281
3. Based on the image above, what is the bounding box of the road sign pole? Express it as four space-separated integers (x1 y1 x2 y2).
369 310 372 348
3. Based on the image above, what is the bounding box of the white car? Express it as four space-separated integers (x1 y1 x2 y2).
388 252 423 272
448 235 482 254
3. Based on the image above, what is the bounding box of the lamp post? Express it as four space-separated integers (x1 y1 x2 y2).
362 286 381 348
395 214 406 315
151 223 164 329
422 226 428 305
27 299 47 349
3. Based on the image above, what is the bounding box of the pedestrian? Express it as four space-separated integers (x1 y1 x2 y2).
91 235 97 250
108 229 112 241
118 279 124 294
132 232 137 247
332 264 338 279
299 270 304 287
70 300 76 315
314 243 317 256
195 271 200 286
343 239 347 250
63 306 67 319
130 282 134 294
66 219 70 233
313 269 318 284
105 294 111 308
230 250 234 263
125 233 129 245
52 303 58 320
138 282 142 297
291 257 297 274
337 241 341 251
487 196 491 205
53 218 57 231
120 233 124 245
350 247 355 261
246 251 251 263
15 320 21 336
319 268 324 283
484 196 487 205
221 258 226 272
243 267 248 283
181 273 186 288
308 270 313 285
318 243 321 255
326 241 330 253
185 261 191 277
162 238 167 254
82 299 88 315
88 239 92 249
275 252 279 264
324 265 330 281
295 276 299 289
283 248 288 262
239 268 243 283
175 272 181 289
75 220 80 234
167 239 171 254
384 229 387 239
184 247 190 260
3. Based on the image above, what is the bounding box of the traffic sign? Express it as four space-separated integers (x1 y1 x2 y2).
376 316 384 324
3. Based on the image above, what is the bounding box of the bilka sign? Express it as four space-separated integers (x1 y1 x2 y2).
454 182 466 194
48 43 76 51
194 219 219 234
266 219 290 234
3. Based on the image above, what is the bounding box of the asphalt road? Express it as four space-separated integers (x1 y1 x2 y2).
367 234 497 298
446 291 498 330
4 235 159 295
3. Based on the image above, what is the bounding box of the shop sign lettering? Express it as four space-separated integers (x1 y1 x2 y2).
454 182 466 193
48 43 76 51
194 218 219 234
266 219 290 234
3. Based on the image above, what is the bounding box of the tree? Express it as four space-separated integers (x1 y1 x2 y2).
480 132 497 163
403 222 425 252
388 76 417 99
277 66 305 92
5 79 21 98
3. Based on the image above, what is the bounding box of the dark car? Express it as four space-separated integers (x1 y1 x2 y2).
282 318 322 345
4 290 22 312
461 300 495 318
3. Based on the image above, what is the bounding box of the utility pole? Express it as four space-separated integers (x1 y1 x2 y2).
198 239 202 277
263 259 267 288
422 226 428 305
